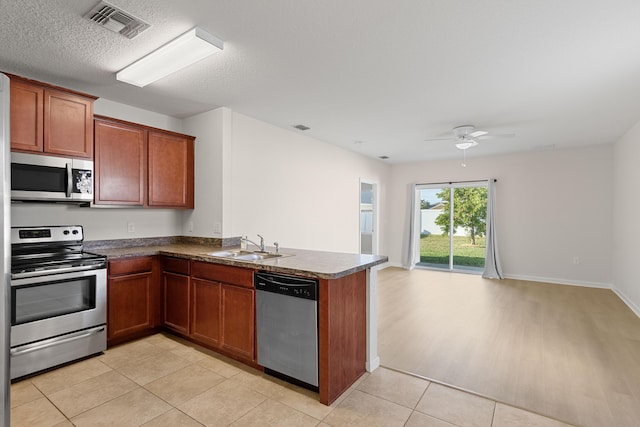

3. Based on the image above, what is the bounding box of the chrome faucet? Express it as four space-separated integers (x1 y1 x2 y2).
243 234 265 252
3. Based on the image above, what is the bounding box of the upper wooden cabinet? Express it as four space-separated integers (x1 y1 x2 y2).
94 118 147 205
9 74 96 159
94 116 195 208
148 131 194 208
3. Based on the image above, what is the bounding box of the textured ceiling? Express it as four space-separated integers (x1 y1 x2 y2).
2 0 640 163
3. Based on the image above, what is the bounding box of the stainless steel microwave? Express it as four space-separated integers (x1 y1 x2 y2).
11 152 93 203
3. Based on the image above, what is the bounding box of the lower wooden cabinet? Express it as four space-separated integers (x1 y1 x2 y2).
161 257 191 336
162 272 190 335
221 284 255 360
111 256 256 364
191 261 255 362
107 257 159 346
191 278 221 347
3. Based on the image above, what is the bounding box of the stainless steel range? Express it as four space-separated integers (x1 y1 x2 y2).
10 225 107 379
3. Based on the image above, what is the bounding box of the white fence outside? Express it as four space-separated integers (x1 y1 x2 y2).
421 209 469 237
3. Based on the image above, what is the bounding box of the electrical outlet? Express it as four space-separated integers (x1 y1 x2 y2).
214 222 221 233
572 256 580 265
127 222 135 233
188 221 194 232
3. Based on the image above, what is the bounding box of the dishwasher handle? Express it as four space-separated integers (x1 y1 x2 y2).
255 272 318 300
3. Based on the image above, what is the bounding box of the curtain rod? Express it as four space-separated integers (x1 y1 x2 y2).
417 179 497 186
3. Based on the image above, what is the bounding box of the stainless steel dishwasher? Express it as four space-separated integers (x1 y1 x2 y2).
255 271 318 390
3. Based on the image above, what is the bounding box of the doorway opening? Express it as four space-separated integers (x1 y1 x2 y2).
416 182 487 272
360 180 378 254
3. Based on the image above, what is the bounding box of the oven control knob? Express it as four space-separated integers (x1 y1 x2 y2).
72 230 79 235
63 230 70 235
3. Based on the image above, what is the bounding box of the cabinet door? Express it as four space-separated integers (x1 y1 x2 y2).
221 284 255 360
44 90 94 158
191 278 221 348
108 271 154 342
163 272 190 336
94 119 147 205
148 131 194 208
10 80 44 152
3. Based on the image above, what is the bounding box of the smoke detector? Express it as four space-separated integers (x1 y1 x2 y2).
84 1 150 39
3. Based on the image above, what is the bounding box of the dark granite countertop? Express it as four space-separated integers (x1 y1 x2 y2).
88 240 388 279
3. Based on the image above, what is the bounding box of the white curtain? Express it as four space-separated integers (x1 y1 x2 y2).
482 179 503 279
402 184 419 270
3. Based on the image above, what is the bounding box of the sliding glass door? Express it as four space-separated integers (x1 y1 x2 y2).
418 187 449 269
417 182 488 272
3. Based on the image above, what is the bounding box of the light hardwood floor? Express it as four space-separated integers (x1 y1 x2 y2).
377 267 640 427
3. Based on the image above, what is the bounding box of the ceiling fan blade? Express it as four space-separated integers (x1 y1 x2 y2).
469 130 488 138
476 133 516 141
424 137 456 142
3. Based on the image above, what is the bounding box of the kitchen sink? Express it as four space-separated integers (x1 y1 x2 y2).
203 250 254 258
201 250 287 261
235 252 282 261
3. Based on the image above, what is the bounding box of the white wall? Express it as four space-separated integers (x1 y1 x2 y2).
387 145 614 287
613 120 640 315
93 99 183 132
182 107 228 238
11 99 185 241
227 112 390 253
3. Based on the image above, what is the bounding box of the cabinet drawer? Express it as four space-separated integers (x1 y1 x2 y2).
162 256 190 275
109 257 153 276
191 261 254 288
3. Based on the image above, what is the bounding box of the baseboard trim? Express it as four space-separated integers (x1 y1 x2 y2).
502 274 612 289
612 287 640 318
366 356 380 372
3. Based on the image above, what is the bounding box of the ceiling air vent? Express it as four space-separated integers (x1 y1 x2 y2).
84 1 150 39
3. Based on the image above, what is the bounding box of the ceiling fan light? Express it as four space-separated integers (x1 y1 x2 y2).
455 140 478 150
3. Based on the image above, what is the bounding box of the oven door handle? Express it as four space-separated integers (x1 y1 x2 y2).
10 326 105 357
11 264 106 280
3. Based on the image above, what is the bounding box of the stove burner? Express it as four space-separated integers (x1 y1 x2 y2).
11 253 106 275
10 225 106 278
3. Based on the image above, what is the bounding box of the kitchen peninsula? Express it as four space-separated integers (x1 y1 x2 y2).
87 237 387 405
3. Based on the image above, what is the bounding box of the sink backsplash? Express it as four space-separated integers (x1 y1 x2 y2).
84 235 241 250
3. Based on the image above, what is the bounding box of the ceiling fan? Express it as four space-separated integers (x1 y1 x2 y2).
425 125 513 150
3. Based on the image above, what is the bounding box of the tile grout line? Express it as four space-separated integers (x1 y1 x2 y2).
137 358 213 427
380 363 578 426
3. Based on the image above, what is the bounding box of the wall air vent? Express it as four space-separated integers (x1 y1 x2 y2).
84 1 150 39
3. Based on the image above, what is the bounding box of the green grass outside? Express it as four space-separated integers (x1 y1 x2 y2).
420 234 486 267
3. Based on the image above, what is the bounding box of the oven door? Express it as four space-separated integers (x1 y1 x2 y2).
10 267 106 348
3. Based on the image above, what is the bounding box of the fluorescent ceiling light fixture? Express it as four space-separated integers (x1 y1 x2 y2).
116 27 223 87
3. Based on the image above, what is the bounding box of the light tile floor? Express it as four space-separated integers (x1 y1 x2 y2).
10 333 575 426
